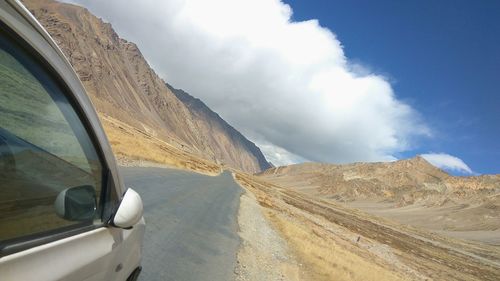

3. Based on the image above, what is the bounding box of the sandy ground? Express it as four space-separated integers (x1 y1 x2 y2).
234 172 500 281
234 188 303 281
345 200 500 245
117 156 178 169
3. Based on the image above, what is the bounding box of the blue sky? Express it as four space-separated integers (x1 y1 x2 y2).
284 0 500 174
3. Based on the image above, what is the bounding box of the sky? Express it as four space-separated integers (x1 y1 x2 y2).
65 0 499 175
283 0 500 175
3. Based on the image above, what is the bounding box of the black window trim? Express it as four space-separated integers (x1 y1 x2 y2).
0 19 117 256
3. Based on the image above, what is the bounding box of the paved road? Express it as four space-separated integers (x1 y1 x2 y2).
120 167 242 281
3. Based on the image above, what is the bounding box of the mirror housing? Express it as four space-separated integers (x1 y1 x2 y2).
112 188 143 228
54 185 96 221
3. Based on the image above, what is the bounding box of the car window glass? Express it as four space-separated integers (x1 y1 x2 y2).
0 29 103 242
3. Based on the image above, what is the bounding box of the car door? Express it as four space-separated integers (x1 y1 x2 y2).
0 4 130 280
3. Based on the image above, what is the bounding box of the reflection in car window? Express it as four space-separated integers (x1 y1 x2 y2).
0 29 103 242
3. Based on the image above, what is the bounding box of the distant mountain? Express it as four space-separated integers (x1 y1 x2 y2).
24 0 270 173
167 84 271 172
259 156 500 205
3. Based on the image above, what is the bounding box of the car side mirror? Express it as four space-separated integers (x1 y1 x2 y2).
112 188 143 229
54 185 96 221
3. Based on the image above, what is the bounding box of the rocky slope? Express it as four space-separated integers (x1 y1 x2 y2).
259 156 500 205
23 0 270 173
167 84 271 171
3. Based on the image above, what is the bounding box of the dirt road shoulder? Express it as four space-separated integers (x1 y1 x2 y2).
234 180 303 281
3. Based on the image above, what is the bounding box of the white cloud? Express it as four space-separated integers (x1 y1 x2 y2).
65 0 430 164
421 153 473 174
255 140 306 167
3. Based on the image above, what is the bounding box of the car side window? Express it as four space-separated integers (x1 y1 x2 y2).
0 28 104 242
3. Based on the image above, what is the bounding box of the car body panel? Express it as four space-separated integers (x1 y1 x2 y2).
0 0 145 280
0 221 145 281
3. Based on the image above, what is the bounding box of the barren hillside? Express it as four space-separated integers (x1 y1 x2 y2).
235 172 500 281
167 84 272 172
259 156 500 245
23 0 271 173
260 156 499 205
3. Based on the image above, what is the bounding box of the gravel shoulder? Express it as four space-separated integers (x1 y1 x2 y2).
234 187 302 281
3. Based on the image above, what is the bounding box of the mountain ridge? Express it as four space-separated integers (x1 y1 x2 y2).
259 155 500 205
167 83 271 171
23 0 270 173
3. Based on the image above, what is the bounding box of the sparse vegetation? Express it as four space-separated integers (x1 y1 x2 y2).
234 172 500 281
101 115 221 175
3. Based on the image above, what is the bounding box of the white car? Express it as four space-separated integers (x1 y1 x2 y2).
0 0 145 280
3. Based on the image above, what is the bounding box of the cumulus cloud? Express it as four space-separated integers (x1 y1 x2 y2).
421 153 473 174
66 0 430 166
255 140 306 166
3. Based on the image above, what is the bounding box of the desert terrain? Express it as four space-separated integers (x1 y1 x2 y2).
237 171 500 281
103 108 500 281
258 158 500 246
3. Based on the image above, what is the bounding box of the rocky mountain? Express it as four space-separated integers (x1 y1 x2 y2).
23 0 270 173
259 156 500 205
167 84 271 171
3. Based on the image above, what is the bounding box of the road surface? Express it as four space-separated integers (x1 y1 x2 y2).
120 167 242 281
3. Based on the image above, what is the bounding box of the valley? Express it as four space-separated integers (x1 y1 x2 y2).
237 172 500 280
258 158 500 246
20 1 500 280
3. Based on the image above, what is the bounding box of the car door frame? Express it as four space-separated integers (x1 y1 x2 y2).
0 1 139 280
0 0 124 196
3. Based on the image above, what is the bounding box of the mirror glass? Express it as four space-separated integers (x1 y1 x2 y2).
54 185 97 221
